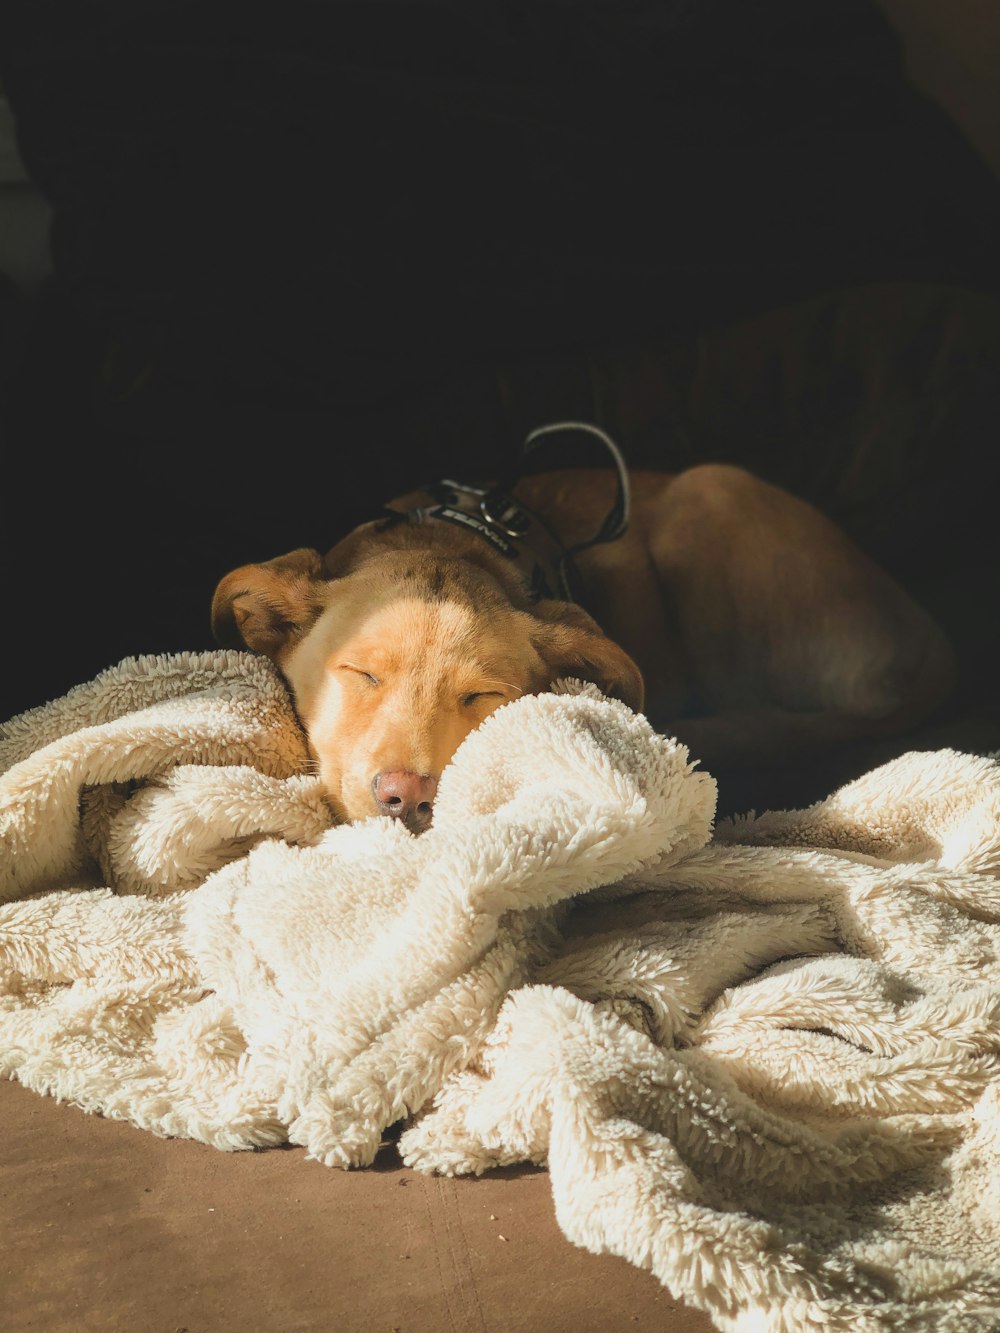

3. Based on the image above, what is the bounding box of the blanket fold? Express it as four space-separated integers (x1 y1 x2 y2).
1 650 998 1331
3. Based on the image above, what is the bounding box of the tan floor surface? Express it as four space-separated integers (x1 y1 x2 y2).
1 1078 717 1333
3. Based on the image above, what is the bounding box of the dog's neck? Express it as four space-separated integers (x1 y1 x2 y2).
323 507 539 609
373 478 589 607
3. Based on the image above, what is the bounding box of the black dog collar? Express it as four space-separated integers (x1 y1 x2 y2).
378 421 631 611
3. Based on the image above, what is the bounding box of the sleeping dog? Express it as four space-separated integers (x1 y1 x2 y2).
211 428 955 830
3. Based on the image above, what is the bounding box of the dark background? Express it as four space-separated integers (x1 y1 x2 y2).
1 0 999 735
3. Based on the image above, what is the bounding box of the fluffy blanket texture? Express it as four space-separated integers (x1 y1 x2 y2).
2 650 999 1331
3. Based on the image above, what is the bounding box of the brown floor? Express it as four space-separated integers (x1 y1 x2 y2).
1 1079 716 1333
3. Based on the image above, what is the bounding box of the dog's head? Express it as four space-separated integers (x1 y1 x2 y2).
211 534 643 831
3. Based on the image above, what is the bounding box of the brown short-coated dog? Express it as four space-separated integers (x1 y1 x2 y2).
211 464 955 832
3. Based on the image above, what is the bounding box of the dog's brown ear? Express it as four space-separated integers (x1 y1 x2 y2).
211 547 327 660
530 600 645 713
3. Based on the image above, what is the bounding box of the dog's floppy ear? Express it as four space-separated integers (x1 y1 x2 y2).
530 600 645 713
211 547 327 660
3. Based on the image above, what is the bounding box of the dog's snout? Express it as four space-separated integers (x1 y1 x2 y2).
372 770 438 832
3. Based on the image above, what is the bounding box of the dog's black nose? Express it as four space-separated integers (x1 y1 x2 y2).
372 770 438 833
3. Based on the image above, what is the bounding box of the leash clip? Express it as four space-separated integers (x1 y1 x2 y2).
479 492 531 539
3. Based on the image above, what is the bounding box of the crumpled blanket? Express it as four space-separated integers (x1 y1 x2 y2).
1 650 998 1332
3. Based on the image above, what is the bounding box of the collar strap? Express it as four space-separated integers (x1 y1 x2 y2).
379 421 631 610
391 479 588 605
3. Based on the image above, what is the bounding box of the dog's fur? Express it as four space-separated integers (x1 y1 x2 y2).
211 465 956 828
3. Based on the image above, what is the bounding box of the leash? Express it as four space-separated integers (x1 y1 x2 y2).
378 421 631 610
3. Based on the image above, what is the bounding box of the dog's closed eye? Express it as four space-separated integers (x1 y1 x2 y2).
338 664 380 687
461 691 505 707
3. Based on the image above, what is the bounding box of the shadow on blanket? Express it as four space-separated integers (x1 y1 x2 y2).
1 651 998 1332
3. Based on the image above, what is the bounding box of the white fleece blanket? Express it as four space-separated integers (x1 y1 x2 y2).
2 650 999 1332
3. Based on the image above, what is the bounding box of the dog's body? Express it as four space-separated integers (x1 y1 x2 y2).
212 464 955 829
